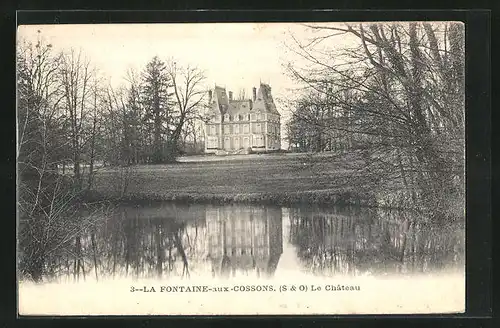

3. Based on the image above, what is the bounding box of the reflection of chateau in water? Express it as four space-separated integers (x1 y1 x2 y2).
288 207 464 276
205 206 283 278
52 203 463 282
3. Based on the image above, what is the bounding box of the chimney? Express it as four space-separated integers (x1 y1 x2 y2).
208 90 212 103
252 87 257 101
228 91 233 101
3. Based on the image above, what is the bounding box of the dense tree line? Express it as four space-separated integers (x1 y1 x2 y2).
17 32 207 281
285 22 465 223
288 207 464 276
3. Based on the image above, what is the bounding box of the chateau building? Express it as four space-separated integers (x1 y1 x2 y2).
204 83 281 154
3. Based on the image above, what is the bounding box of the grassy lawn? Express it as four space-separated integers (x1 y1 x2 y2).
91 152 379 206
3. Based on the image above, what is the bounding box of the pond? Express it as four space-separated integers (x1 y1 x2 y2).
49 202 465 282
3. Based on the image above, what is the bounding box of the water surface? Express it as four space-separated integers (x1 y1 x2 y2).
52 202 465 281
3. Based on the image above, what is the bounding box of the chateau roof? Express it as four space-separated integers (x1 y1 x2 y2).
210 83 280 116
228 100 252 115
213 85 229 112
253 83 280 115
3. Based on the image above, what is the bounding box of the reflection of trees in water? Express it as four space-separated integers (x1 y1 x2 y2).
44 204 208 282
33 203 463 282
41 203 285 282
44 203 288 281
93 207 207 280
289 207 464 276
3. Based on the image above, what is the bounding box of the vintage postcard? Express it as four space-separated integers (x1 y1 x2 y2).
16 22 465 315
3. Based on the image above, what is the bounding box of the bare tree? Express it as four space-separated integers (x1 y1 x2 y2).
59 48 96 190
166 60 207 161
101 85 137 197
17 33 63 281
86 73 105 190
17 34 116 282
285 22 464 221
124 68 146 164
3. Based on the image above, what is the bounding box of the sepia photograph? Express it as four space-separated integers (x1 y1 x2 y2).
16 21 465 315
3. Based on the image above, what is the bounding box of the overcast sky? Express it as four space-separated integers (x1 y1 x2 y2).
17 22 449 111
18 23 362 111
19 23 322 98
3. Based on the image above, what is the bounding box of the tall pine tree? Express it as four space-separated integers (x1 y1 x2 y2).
140 56 173 163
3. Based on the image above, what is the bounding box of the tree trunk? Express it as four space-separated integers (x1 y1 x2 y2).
75 235 82 281
156 224 163 277
87 112 97 190
173 231 190 278
91 232 99 281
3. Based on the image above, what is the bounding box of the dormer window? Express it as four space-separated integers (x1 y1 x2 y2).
224 114 229 121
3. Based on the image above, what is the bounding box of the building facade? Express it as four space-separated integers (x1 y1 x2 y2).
205 83 281 154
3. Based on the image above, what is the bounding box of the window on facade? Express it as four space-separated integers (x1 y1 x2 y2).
256 124 261 133
243 124 249 133
207 136 218 149
250 114 255 121
253 135 264 147
257 113 261 120
235 124 240 134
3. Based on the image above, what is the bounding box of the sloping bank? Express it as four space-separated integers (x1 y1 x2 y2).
88 173 381 209
85 188 379 208
87 155 409 209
